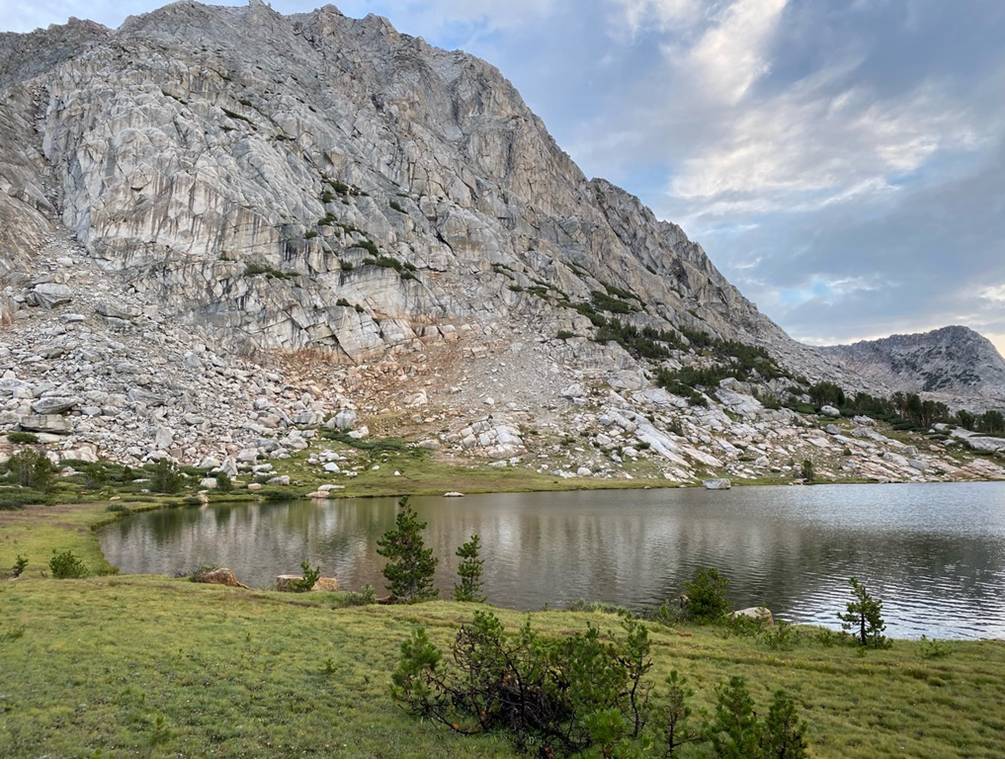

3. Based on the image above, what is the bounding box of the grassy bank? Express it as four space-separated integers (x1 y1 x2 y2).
2 576 1004 757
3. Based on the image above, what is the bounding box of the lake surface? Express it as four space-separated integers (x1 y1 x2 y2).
99 482 1005 639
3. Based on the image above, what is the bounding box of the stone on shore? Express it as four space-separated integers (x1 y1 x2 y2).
703 478 732 490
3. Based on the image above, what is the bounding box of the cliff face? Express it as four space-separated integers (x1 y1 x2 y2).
0 1 814 362
823 326 1005 411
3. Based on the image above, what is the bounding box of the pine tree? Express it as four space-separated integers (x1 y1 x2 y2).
453 533 485 602
705 676 761 757
838 577 887 647
377 497 438 603
761 690 808 758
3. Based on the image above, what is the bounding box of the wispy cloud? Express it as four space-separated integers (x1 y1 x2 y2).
683 0 787 104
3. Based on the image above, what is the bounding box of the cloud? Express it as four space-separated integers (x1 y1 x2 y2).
683 0 787 104
981 284 1005 303
668 75 987 225
608 0 706 37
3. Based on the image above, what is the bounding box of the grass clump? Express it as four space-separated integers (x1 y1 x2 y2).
590 289 635 314
6 431 39 444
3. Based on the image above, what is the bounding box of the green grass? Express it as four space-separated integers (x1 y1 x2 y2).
2 577 1004 757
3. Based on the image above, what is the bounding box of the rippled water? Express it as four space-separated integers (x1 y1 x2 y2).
99 482 1005 639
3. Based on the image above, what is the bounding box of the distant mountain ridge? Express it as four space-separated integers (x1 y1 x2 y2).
822 326 1005 410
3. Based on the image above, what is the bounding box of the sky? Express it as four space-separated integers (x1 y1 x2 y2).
3 0 1004 354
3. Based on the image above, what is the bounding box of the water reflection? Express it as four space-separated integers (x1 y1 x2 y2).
99 482 1005 639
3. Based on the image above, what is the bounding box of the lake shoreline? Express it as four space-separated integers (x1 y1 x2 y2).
95 481 1005 640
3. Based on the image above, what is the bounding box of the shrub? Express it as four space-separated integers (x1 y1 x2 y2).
838 577 888 648
327 179 351 196
215 472 233 491
762 621 800 651
81 462 108 489
556 330 576 340
11 553 28 578
377 497 438 603
453 533 485 602
683 566 730 622
590 290 635 314
357 239 379 257
392 612 658 756
244 262 294 280
339 584 376 607
0 487 49 510
150 460 184 494
49 549 89 579
289 560 320 592
917 635 953 659
6 432 38 444
808 381 846 408
6 449 55 490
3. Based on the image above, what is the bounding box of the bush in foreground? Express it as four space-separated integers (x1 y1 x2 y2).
392 611 808 758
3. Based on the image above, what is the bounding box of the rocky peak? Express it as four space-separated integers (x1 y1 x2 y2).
823 326 1005 410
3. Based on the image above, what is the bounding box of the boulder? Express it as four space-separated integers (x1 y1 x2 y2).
198 456 222 471
237 447 259 463
61 443 98 463
18 414 72 434
191 567 248 588
31 397 78 415
276 575 339 592
730 607 773 624
31 282 72 308
820 405 841 417
443 491 465 497
95 301 141 320
331 409 357 430
561 383 587 399
703 478 732 490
